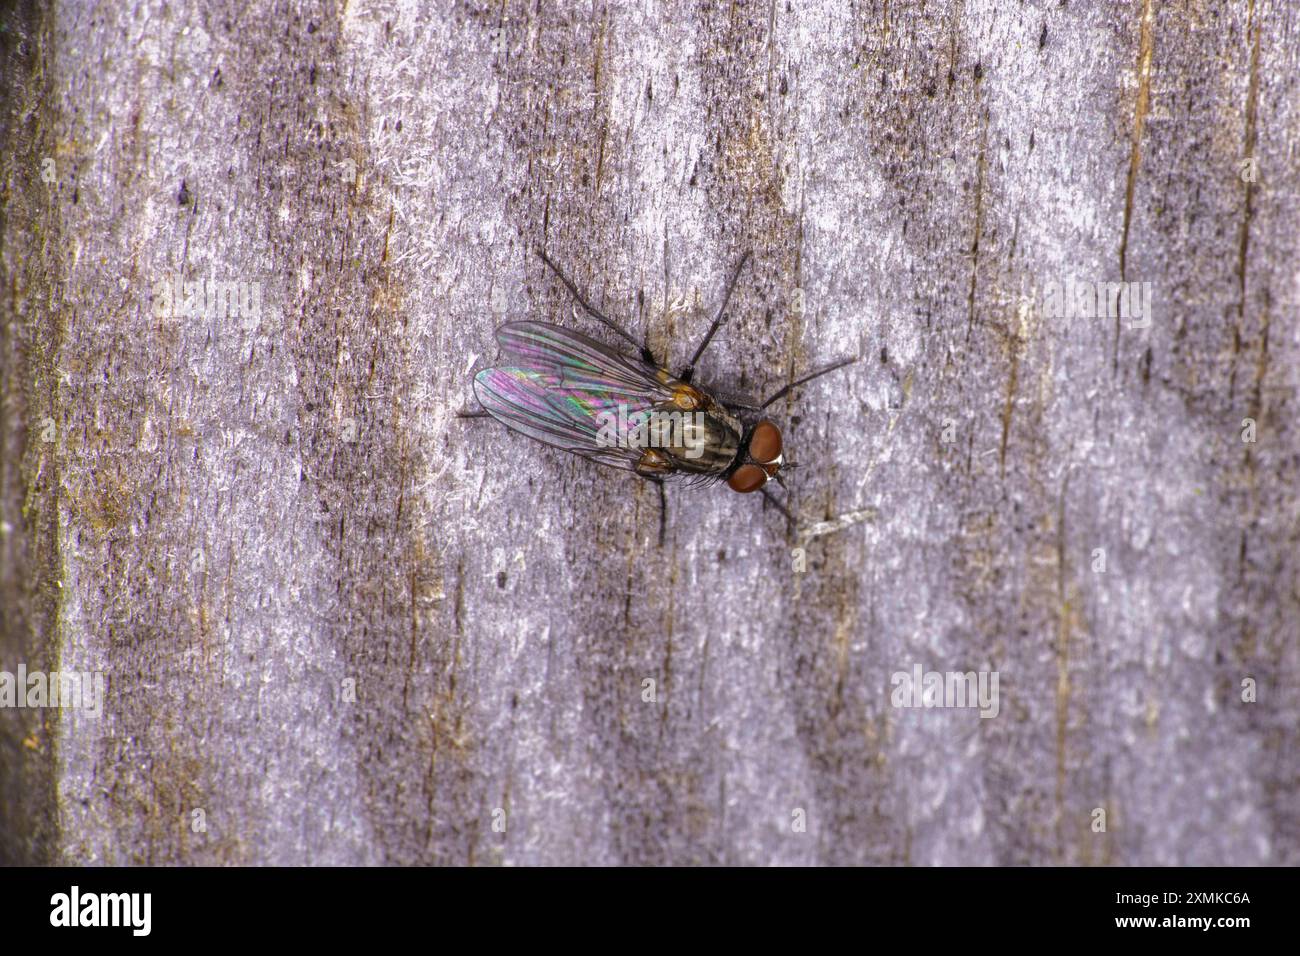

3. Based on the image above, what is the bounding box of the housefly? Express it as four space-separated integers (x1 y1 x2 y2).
463 248 856 540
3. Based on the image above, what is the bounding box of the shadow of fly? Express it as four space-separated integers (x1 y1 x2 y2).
462 248 856 543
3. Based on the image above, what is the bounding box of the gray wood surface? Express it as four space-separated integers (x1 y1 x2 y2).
1 0 1296 865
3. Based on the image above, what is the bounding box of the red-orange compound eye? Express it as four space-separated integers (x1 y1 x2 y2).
748 420 783 464
727 463 768 493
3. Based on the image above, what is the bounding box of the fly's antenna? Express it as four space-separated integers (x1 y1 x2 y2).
759 356 858 409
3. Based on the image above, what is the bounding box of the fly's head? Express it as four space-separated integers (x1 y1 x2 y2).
726 420 784 493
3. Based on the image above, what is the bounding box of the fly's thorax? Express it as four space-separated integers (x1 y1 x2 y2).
643 404 740 474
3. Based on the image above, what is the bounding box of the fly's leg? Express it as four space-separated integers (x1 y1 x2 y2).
759 356 859 410
653 478 667 548
536 247 658 366
633 448 674 479
760 486 796 532
457 409 492 419
679 250 752 384
633 451 674 548
711 392 763 413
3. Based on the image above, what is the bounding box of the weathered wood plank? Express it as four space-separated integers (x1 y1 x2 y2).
1 0 1296 865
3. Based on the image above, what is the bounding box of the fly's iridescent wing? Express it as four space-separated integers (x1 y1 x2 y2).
472 321 677 472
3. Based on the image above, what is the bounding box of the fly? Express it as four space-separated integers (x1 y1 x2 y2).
463 248 857 541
